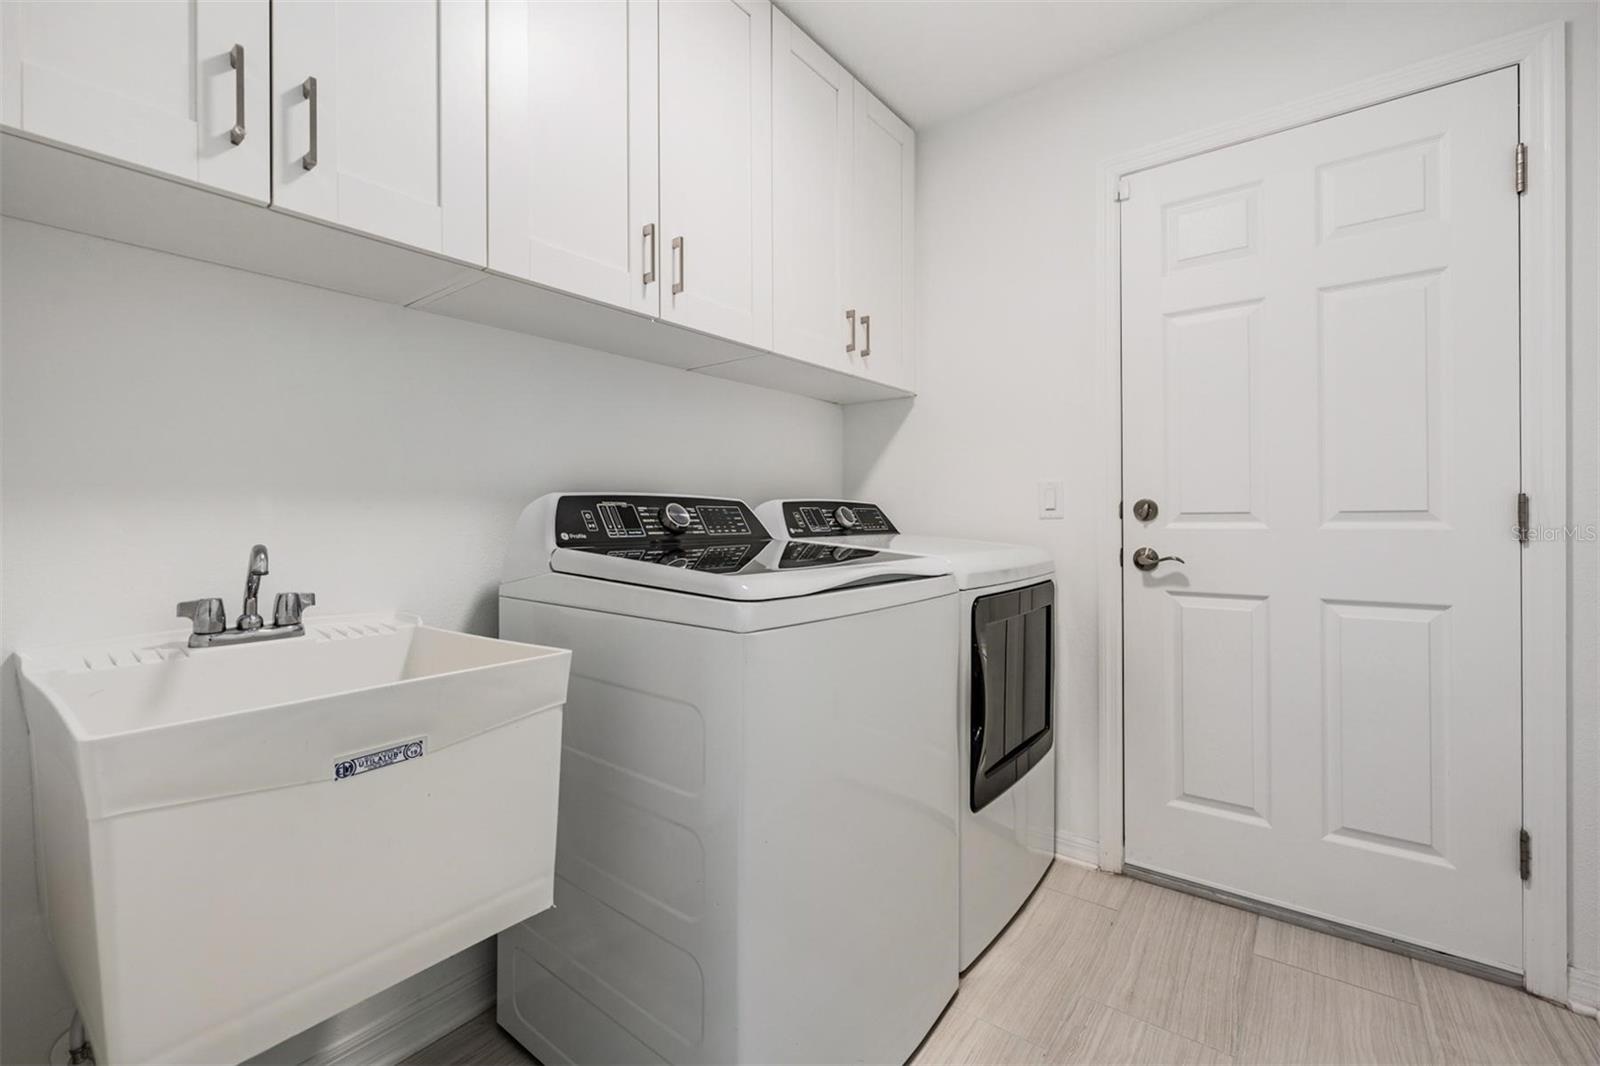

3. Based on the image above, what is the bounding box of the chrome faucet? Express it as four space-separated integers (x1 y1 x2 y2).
177 544 316 649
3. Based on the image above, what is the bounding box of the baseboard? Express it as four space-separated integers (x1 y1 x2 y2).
1569 966 1600 1018
303 960 494 1066
1053 830 1100 869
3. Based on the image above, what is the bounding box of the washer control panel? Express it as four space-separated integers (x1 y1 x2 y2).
775 500 897 537
553 494 762 548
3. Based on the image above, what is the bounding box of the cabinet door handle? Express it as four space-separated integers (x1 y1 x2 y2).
671 236 685 295
845 309 857 353
643 223 657 285
228 44 246 145
301 76 318 171
861 313 872 358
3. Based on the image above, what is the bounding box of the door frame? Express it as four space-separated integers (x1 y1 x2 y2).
1092 21 1570 1000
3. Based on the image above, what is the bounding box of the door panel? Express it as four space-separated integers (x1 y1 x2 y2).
488 0 658 314
1121 68 1521 969
272 0 485 264
771 10 851 370
851 87 914 389
658 0 771 347
1 0 269 202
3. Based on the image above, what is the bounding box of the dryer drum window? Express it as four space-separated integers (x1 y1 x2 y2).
970 580 1054 813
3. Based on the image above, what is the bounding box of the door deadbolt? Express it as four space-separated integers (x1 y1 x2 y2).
1132 498 1159 522
1131 546 1185 572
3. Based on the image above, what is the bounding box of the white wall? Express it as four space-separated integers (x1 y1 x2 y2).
845 0 1600 990
0 219 843 1064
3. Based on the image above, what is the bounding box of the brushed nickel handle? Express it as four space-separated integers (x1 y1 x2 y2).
228 44 246 145
1131 547 1185 572
846 309 857 353
860 313 872 358
671 235 684 295
643 223 657 285
301 76 318 170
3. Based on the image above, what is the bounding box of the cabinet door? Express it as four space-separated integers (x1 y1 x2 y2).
851 86 914 390
771 10 852 370
488 0 657 314
271 0 486 265
658 0 771 348
1 1 268 202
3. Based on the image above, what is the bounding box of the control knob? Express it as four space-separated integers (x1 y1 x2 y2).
661 501 693 533
834 505 860 530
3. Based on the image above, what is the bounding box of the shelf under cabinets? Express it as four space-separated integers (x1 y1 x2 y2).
0 131 913 406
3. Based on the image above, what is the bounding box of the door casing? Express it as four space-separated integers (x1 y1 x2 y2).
1092 21 1570 1001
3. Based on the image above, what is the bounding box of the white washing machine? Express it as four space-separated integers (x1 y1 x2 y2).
496 493 960 1065
756 499 1057 972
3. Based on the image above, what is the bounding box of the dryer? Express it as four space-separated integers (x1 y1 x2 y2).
756 499 1056 972
497 493 960 1065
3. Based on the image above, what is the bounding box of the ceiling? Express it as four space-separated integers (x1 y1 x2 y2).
779 1 1236 129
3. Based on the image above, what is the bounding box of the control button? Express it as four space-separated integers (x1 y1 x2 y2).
661 501 693 533
835 505 860 530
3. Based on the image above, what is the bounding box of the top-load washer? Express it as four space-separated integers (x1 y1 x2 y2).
756 499 1056 972
496 493 960 1065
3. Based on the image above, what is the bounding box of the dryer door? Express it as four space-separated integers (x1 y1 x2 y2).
970 580 1054 812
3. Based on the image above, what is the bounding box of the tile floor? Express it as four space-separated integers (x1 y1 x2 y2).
405 863 1600 1065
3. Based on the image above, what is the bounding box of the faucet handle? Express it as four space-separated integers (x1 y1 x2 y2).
177 598 227 637
273 592 317 628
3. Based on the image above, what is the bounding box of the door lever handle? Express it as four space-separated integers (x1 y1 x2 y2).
1131 547 1185 572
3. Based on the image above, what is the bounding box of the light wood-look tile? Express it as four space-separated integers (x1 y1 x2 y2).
913 1003 1048 1065
1047 998 1232 1066
1236 956 1433 1065
958 888 1120 1046
1082 880 1255 1052
1414 959 1600 1065
402 1010 534 1066
1253 916 1419 1003
1042 861 1134 910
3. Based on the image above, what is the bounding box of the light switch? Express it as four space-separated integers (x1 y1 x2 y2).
1037 480 1064 520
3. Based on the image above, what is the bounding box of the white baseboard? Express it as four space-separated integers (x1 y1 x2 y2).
304 961 494 1066
1054 830 1100 869
1569 966 1600 1018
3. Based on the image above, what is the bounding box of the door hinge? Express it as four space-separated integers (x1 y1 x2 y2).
1515 143 1528 195
1118 547 1124 568
1516 492 1531 543
1115 177 1132 203
1117 499 1124 519
1520 828 1532 881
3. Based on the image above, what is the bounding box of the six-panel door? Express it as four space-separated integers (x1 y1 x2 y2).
0 0 269 202
488 0 659 316
271 0 486 265
850 86 915 391
657 0 773 349
1120 68 1522 969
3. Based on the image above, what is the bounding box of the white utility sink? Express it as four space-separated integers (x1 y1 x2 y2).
18 613 569 1065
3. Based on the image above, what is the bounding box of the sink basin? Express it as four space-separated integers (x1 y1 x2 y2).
18 612 569 1065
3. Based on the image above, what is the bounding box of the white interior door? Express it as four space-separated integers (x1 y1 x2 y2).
1 0 268 202
1121 68 1522 970
771 9 851 370
850 86 914 390
658 0 771 348
272 0 486 264
488 0 658 315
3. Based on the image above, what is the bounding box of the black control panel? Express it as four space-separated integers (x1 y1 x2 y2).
553 495 765 549
776 500 898 537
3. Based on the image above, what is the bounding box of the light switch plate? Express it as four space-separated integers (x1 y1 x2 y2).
1037 480 1064 520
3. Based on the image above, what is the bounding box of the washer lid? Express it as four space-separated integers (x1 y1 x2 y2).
549 539 950 601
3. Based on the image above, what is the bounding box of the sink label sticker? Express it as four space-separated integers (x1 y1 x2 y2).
334 738 426 781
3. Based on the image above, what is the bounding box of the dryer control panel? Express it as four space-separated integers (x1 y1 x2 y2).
774 500 897 537
553 494 765 548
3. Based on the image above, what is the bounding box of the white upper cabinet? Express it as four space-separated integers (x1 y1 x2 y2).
0 0 269 202
771 10 853 371
488 0 659 315
850 86 915 391
271 0 486 265
657 0 772 349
